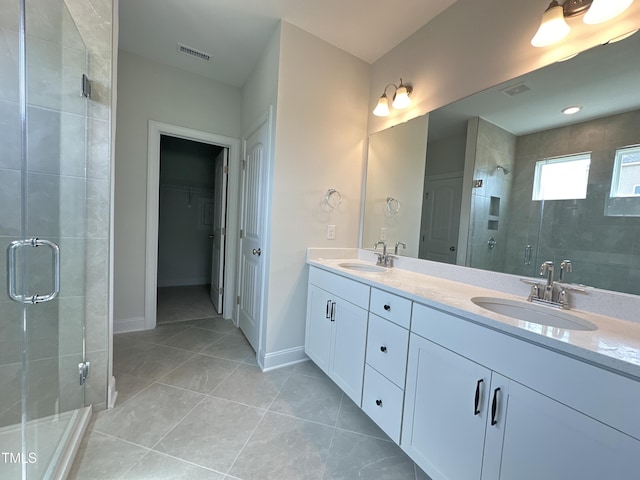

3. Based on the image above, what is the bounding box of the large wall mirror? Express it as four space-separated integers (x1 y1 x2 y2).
362 31 640 296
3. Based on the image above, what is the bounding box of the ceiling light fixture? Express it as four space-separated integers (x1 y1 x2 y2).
531 0 635 47
562 105 583 115
373 78 413 117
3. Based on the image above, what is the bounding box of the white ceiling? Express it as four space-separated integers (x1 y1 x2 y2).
118 0 458 87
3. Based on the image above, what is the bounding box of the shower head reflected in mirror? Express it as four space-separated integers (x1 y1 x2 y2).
496 165 511 175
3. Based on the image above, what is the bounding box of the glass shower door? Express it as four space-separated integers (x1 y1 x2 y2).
0 0 89 478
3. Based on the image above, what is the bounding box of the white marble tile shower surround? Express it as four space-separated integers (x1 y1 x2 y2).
70 319 429 480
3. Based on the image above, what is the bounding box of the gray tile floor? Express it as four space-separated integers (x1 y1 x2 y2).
156 285 217 324
70 317 429 479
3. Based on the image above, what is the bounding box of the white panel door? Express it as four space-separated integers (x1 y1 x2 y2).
210 148 228 313
237 115 269 351
419 176 463 263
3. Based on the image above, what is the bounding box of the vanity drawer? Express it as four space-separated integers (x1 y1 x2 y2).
366 314 409 388
362 364 404 443
369 288 412 329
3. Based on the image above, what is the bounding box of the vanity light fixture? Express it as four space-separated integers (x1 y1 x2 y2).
373 78 413 117
584 0 634 24
607 28 639 43
531 0 635 47
531 1 571 47
562 105 582 115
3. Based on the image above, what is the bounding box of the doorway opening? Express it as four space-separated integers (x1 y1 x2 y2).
145 121 241 331
156 135 228 324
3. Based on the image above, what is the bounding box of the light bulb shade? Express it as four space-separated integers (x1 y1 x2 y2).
531 5 571 47
392 86 411 109
373 95 390 116
584 0 633 24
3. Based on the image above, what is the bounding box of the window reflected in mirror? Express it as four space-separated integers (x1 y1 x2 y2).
532 154 591 201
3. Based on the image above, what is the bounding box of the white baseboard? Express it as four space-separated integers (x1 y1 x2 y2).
113 316 146 334
259 345 308 372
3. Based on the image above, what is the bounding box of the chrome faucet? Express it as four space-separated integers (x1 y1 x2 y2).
373 241 392 267
540 261 554 287
559 260 572 282
522 259 582 309
540 261 554 301
394 241 406 255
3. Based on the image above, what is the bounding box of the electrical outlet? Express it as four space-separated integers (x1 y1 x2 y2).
327 224 336 240
380 228 387 241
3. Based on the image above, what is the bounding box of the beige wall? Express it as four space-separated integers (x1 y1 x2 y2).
241 25 280 134
260 22 370 364
113 51 241 330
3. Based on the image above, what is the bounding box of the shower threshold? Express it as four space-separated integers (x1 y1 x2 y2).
0 405 92 479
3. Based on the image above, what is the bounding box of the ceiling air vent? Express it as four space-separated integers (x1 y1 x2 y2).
500 82 531 97
177 43 211 61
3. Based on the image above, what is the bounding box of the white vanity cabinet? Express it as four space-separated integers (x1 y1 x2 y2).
404 302 640 480
305 267 370 405
483 376 640 480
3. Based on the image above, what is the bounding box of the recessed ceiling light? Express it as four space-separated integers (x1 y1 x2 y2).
562 105 582 115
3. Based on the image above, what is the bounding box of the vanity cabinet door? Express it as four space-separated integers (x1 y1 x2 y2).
305 284 333 374
482 378 640 480
331 298 368 405
402 333 491 480
305 272 368 406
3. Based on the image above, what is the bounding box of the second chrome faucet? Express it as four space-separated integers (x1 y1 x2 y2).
525 259 579 309
373 241 407 267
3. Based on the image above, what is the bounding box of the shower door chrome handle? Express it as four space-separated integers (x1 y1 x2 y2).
7 238 61 304
523 245 532 265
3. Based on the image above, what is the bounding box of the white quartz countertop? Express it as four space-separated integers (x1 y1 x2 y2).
308 258 640 381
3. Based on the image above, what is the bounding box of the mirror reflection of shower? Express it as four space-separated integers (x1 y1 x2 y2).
496 165 511 175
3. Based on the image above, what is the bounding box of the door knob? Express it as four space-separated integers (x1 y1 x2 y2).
449 246 456 251
252 248 262 256
208 234 215 239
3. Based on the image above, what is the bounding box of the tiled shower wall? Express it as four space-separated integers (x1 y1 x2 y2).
0 0 112 423
504 109 640 295
467 118 516 272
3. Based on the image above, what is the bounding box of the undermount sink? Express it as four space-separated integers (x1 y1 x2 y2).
471 297 598 331
338 262 388 273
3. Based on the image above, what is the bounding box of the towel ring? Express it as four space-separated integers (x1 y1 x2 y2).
325 189 342 209
385 196 400 215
